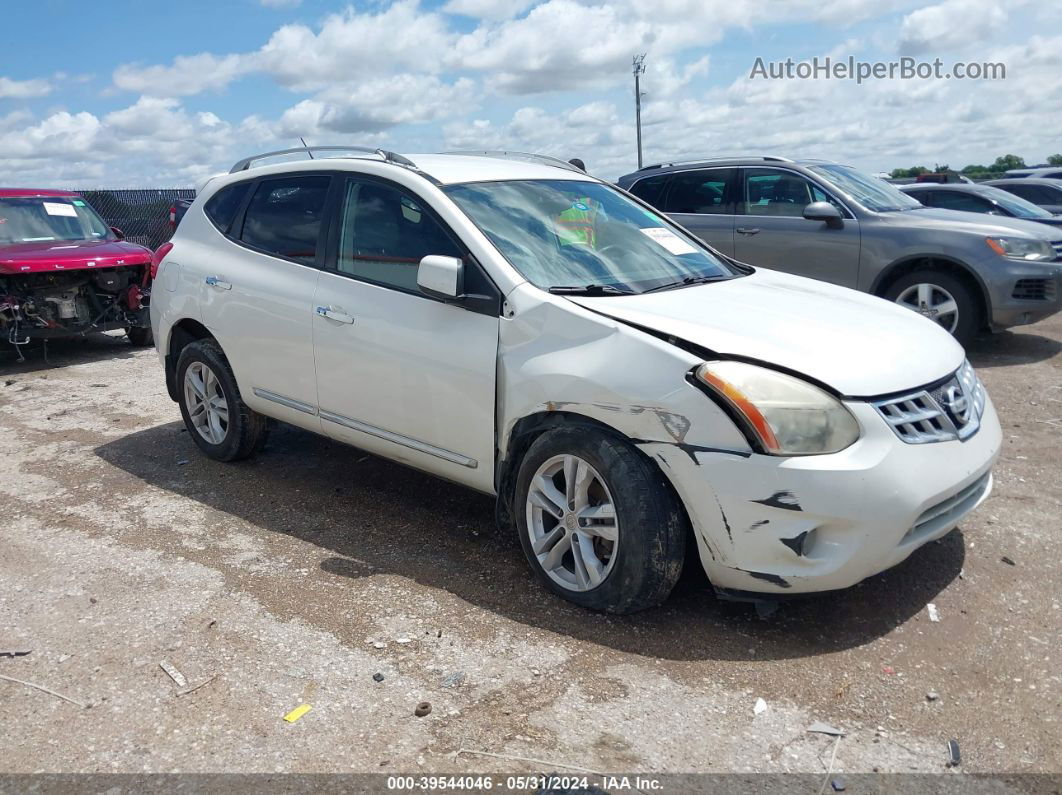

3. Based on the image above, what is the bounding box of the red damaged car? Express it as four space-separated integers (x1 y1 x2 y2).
0 188 155 357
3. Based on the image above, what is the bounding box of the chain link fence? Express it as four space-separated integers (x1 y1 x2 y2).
75 189 195 251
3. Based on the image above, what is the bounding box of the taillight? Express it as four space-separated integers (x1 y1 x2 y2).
151 242 174 280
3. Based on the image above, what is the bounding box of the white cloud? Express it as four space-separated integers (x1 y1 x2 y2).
113 54 248 97
442 0 534 20
898 0 1010 55
0 76 53 99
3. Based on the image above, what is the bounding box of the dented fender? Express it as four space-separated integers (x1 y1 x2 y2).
497 282 751 463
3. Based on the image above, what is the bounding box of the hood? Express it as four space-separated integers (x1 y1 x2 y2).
569 268 965 397
0 239 152 275
878 207 1061 240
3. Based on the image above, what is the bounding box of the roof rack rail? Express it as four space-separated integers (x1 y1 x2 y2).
445 150 586 173
229 146 418 174
638 154 794 171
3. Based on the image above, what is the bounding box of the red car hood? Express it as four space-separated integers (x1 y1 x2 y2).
0 239 152 275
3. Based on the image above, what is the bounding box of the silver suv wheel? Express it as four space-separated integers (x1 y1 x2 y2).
894 282 960 333
183 361 229 445
525 453 618 592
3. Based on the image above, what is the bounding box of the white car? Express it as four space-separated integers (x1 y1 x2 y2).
150 147 1001 613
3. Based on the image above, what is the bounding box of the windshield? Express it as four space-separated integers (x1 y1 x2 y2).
808 164 924 212
977 185 1054 218
444 179 736 293
0 196 111 244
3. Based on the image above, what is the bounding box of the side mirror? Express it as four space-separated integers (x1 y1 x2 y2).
111 226 126 240
417 255 464 301
803 202 843 227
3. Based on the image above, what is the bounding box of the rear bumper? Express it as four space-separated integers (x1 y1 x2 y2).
643 397 1001 595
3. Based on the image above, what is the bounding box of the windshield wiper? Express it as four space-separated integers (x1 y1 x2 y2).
548 284 634 296
642 275 726 294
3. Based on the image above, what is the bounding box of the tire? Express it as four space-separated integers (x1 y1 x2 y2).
126 326 153 347
885 269 980 347
513 425 687 613
175 339 268 462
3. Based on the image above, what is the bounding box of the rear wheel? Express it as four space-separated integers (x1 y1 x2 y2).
514 426 686 613
885 269 980 347
126 326 153 346
176 339 268 461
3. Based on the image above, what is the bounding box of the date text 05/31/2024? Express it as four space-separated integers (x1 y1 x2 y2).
385 775 665 791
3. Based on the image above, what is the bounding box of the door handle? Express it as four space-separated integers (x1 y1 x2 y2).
736 227 761 236
316 306 355 324
205 276 232 290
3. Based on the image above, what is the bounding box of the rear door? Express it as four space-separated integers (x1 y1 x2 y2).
197 173 330 429
659 168 738 256
311 175 500 492
732 167 861 287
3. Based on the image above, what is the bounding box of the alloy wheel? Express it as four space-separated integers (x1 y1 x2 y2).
525 454 618 592
183 361 229 445
895 283 960 333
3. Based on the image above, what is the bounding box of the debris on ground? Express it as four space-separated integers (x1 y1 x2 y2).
831 776 847 792
158 660 187 688
1001 556 1016 566
807 721 845 736
441 671 465 688
927 603 940 622
0 673 86 708
414 701 432 717
882 665 896 675
926 691 940 702
283 704 312 723
947 739 962 767
396 637 412 644
177 675 216 697
373 672 385 683
753 697 767 715
0 649 32 657
455 749 605 776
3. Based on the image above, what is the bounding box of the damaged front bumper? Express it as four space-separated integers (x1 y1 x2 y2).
640 397 1002 596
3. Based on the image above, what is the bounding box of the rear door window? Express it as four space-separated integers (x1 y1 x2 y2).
204 182 251 233
626 174 671 209
239 176 331 265
665 169 736 214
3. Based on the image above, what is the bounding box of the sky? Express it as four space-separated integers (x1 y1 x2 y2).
1 0 1059 187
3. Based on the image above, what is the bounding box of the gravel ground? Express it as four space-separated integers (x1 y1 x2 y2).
0 317 1059 784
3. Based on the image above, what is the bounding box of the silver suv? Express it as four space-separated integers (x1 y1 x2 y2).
617 157 1062 345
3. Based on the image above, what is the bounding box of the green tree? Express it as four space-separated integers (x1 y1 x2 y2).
1047 154 1062 166
961 164 988 175
992 154 1026 172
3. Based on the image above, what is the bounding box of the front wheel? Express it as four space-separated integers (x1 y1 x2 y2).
176 339 268 461
126 326 153 347
885 270 980 347
514 426 687 613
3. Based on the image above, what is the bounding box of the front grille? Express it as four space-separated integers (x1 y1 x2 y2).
1012 277 1057 301
873 361 985 444
902 472 991 545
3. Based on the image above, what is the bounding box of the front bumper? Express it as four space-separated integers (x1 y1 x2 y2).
642 396 1001 595
984 261 1062 330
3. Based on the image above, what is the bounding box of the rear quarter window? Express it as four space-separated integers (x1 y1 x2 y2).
627 174 670 208
204 182 251 234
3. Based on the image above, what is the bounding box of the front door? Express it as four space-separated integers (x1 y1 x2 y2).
312 176 499 492
197 173 330 429
733 167 861 287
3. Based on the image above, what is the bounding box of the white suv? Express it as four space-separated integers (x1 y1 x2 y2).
151 147 1001 613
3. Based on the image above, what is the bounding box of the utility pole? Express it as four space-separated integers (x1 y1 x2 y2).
633 54 646 169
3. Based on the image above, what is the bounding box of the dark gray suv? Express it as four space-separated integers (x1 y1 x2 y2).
617 157 1062 345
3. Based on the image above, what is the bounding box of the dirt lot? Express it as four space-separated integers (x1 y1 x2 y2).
1 317 1060 784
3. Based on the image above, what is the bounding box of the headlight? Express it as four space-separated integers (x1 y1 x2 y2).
985 237 1055 262
696 361 860 455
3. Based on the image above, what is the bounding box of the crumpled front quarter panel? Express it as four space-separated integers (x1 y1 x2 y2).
497 282 751 473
